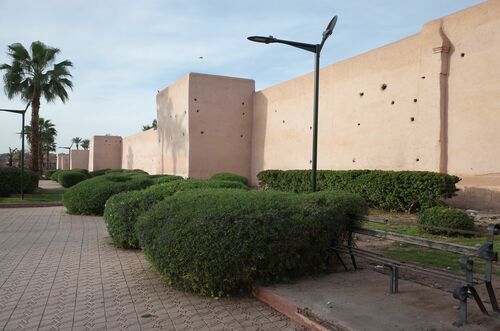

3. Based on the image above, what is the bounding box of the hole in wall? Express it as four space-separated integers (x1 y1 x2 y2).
309 126 312 130
196 109 200 113
357 123 360 126
461 53 465 57
352 158 356 163
194 98 198 101
200 131 204 134
391 101 395 105
182 132 185 136
416 158 420 162
421 76 426 79
240 134 244 138
410 117 415 122
381 84 387 91
282 120 285 124
275 110 277 113
309 160 312 164
242 102 245 106
359 92 364 97
413 98 418 103
242 112 245 116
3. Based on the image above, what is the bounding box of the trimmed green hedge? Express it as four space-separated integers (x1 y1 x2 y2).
50 170 61 181
137 189 367 296
257 170 460 212
418 207 475 236
89 169 110 177
45 169 57 180
104 179 247 249
210 172 248 186
0 167 39 196
151 174 184 185
58 170 90 188
63 173 154 215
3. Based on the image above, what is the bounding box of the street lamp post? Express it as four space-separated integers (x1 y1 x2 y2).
0 102 31 199
248 16 338 192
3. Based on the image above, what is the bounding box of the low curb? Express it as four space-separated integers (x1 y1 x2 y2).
252 286 349 331
0 202 63 208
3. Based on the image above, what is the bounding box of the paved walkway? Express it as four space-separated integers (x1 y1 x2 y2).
38 180 62 190
0 207 303 331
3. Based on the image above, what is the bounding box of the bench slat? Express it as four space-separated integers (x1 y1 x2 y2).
353 227 478 256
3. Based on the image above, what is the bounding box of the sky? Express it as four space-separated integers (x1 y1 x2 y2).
0 0 485 153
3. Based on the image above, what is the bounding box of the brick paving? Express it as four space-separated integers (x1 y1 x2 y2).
0 207 305 331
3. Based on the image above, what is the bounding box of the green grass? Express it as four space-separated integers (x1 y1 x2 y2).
358 220 500 275
359 221 488 248
0 188 66 204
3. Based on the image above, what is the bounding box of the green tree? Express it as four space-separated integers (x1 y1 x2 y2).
72 137 82 150
81 139 90 150
142 119 157 131
24 118 57 172
40 119 57 170
0 41 73 174
7 147 18 167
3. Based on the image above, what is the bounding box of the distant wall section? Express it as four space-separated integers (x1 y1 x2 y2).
88 136 122 171
122 129 159 174
56 153 69 170
156 75 190 177
188 73 254 179
70 150 89 170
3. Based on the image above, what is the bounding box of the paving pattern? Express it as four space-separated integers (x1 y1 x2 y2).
0 207 304 331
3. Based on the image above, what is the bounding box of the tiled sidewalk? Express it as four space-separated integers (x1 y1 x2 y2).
0 207 304 331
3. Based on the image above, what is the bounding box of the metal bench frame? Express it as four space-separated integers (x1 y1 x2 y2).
333 219 500 327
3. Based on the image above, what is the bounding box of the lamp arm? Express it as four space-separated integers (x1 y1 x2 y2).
273 38 317 53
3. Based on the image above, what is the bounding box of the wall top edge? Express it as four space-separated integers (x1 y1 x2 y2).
92 135 122 139
188 72 255 83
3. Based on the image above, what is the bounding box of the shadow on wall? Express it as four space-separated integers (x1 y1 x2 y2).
127 145 134 170
447 187 500 212
250 92 268 184
157 97 187 175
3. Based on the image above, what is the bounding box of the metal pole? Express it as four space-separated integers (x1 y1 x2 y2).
311 45 320 192
21 111 25 200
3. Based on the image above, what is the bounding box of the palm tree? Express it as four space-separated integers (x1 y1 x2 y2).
40 119 57 170
0 41 73 174
142 119 157 131
72 137 82 150
24 118 57 171
7 147 18 167
81 139 90 150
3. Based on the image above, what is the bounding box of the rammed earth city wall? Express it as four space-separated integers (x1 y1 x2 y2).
110 0 500 210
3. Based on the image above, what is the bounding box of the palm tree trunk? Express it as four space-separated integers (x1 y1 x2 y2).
30 94 41 174
39 140 43 173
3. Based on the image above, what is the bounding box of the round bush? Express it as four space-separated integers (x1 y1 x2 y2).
0 167 39 196
417 207 475 236
104 179 247 249
45 169 57 179
50 170 61 181
70 168 89 175
58 170 90 188
63 173 154 215
136 189 367 296
89 169 110 177
151 174 184 185
210 172 248 186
